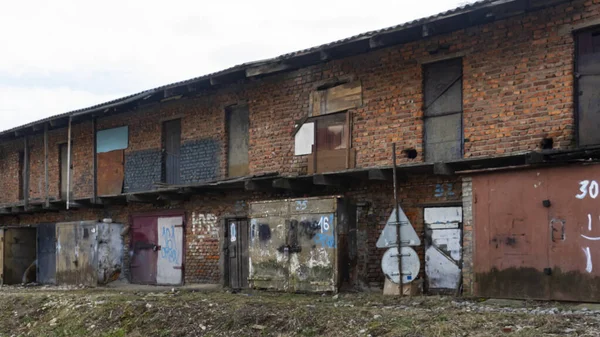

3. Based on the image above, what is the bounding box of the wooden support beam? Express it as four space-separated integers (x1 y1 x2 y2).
44 124 49 208
433 163 455 176
92 117 97 204
0 208 11 215
42 204 59 211
272 178 310 191
23 136 29 209
245 63 291 77
313 175 343 186
11 206 24 214
25 205 43 212
244 180 274 191
368 169 392 181
157 193 188 201
98 196 127 206
126 194 160 204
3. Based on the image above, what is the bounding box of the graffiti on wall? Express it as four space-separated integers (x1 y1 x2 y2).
161 225 179 263
191 212 219 239
435 183 455 198
576 180 600 273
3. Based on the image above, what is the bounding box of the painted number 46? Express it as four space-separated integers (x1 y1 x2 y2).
577 180 600 200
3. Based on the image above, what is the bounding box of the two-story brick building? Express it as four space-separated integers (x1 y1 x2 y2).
1 0 600 300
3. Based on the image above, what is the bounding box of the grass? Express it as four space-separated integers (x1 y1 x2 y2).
0 288 598 336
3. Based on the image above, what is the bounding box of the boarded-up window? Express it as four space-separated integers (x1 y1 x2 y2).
576 29 600 146
227 105 250 177
96 126 127 196
309 81 362 117
316 113 347 151
423 58 463 162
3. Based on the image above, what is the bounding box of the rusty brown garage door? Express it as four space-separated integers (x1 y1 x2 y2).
474 164 600 302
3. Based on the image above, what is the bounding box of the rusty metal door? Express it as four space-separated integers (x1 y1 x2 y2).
227 219 249 289
156 216 184 285
56 222 98 287
249 201 289 291
289 199 338 293
424 207 462 293
130 215 158 284
545 165 600 302
163 119 181 185
576 29 600 146
473 170 551 300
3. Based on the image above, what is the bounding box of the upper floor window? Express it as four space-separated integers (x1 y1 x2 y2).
423 58 463 162
576 29 600 146
96 126 128 196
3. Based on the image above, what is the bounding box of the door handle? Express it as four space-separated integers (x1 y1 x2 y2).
550 219 565 242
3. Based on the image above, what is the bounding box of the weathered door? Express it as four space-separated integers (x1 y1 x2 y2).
37 223 56 284
424 207 462 293
0 229 4 284
576 29 600 146
156 216 184 285
249 201 289 291
130 215 158 284
56 222 98 287
4 228 37 284
227 219 249 289
474 170 551 300
227 106 250 177
545 165 600 302
163 119 181 185
289 199 338 292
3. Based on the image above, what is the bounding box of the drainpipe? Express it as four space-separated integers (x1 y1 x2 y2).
66 116 72 210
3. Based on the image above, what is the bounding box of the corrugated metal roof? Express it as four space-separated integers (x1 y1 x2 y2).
0 0 524 136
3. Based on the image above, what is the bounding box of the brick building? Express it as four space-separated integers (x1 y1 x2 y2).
1 0 600 300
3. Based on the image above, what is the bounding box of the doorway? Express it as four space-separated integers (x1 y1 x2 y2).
225 219 249 289
162 119 181 185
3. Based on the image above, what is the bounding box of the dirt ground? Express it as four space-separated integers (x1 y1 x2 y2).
0 286 599 337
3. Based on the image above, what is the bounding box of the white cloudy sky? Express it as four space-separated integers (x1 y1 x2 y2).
0 0 474 132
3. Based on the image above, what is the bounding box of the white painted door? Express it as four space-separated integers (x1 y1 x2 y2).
157 216 184 285
424 207 462 292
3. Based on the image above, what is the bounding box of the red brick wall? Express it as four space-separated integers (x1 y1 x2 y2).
0 1 592 205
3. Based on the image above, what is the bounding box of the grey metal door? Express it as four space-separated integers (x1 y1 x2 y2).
577 29 600 146
227 219 249 289
163 119 181 185
37 223 56 284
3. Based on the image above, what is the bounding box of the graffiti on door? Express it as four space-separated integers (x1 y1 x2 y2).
161 225 179 264
575 179 600 274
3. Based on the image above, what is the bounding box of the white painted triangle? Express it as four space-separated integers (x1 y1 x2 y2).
376 207 421 248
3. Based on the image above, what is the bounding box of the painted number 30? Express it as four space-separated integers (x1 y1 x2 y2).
577 180 600 200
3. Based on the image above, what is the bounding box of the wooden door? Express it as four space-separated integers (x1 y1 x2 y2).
156 216 184 285
163 119 181 185
227 219 249 289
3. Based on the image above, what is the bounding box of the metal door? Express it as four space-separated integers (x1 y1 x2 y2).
4 228 37 284
37 223 56 284
130 215 158 284
249 201 289 291
289 198 338 293
0 229 4 284
156 216 184 285
576 29 600 146
545 165 600 301
227 106 249 177
163 119 181 185
56 222 98 287
227 219 249 289
473 170 551 300
424 207 462 293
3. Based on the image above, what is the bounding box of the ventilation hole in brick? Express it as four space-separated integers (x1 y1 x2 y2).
540 137 554 150
403 149 418 159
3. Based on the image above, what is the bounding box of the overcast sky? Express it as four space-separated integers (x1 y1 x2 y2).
0 0 474 132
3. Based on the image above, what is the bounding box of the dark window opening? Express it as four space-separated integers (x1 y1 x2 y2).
423 58 463 162
227 105 250 178
162 119 181 185
18 151 25 200
576 29 600 146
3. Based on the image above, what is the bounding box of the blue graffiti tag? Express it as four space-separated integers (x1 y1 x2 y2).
161 226 178 263
435 183 455 198
313 215 336 248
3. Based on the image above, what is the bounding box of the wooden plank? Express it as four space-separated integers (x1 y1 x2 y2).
313 175 343 186
310 81 362 116
92 118 97 203
308 149 356 174
97 150 125 196
272 178 310 191
44 124 49 207
244 180 274 191
23 137 29 208
246 63 291 77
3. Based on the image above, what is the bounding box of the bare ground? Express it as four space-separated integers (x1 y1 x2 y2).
0 286 599 337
